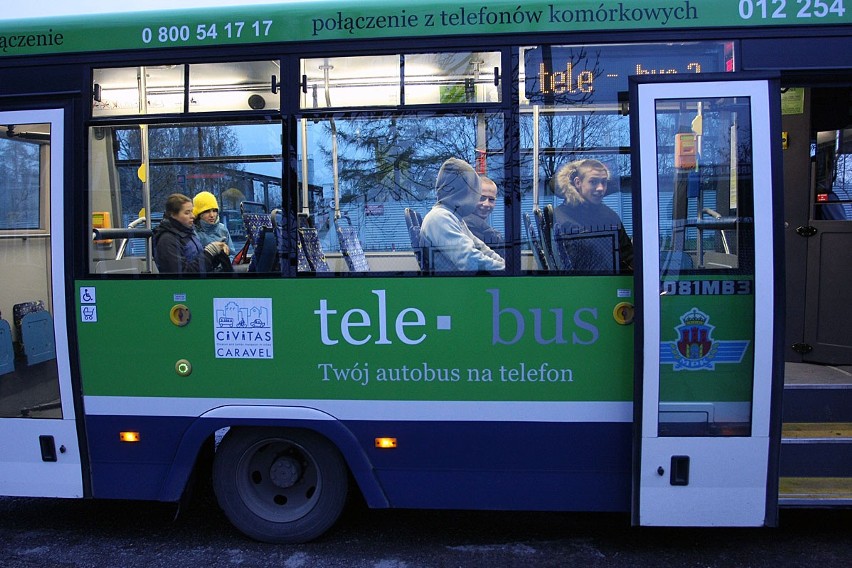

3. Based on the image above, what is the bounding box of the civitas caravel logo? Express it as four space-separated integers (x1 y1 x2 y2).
660 308 750 371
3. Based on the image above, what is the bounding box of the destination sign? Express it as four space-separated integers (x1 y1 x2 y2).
524 42 733 105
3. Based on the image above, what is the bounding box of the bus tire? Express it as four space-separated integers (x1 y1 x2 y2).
212 427 348 543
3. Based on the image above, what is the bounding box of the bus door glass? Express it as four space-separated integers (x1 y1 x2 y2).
0 109 83 498
631 76 781 526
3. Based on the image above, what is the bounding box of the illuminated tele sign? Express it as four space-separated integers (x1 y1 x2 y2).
524 42 733 105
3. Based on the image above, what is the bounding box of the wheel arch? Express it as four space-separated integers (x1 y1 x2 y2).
158 405 389 508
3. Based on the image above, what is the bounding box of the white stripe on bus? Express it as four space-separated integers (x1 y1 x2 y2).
83 396 632 423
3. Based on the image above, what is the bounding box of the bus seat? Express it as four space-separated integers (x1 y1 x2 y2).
93 258 148 274
251 227 279 272
335 220 369 272
0 319 14 375
298 227 330 272
20 310 56 366
243 212 272 246
404 208 429 272
523 212 550 270
553 227 620 274
12 301 44 360
12 301 45 332
240 201 272 267
536 205 558 269
296 239 311 272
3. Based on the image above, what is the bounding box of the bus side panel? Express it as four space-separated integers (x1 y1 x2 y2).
85 412 631 511
348 420 632 511
84 415 196 500
85 413 389 505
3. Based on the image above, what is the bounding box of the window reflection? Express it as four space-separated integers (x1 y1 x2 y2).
517 41 733 273
654 96 756 437
297 113 504 273
88 121 282 275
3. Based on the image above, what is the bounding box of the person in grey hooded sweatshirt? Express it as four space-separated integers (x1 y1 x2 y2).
419 158 505 272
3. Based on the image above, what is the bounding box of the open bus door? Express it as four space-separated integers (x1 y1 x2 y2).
0 108 83 498
629 75 784 526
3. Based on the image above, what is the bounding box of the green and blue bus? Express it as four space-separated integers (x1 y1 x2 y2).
1 0 850 543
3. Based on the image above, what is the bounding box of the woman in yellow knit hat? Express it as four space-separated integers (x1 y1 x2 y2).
193 191 235 261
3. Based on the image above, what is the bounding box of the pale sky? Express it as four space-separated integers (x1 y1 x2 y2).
1 0 294 21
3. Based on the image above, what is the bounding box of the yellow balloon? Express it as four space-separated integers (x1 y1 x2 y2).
137 164 147 183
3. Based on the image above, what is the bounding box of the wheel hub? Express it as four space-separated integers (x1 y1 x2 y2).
269 455 301 488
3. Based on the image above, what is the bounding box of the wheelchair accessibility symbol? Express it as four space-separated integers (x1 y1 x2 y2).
80 286 96 304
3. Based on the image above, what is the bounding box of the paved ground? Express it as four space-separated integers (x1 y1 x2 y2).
1 491 851 567
784 362 852 385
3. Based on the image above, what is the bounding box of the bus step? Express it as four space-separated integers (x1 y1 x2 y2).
779 422 852 479
782 422 852 439
782 385 852 423
778 477 852 506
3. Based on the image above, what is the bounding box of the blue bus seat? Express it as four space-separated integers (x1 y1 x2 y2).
0 319 14 375
335 220 370 272
523 212 550 270
553 226 620 274
404 208 429 272
13 300 45 330
19 310 56 366
536 205 558 269
240 201 272 270
251 227 279 272
298 227 330 272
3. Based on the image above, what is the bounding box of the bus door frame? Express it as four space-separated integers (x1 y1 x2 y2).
0 108 84 498
629 73 785 526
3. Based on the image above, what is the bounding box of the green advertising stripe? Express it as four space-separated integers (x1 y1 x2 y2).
74 277 634 402
1 0 850 57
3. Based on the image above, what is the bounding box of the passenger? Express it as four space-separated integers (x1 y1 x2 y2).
153 193 231 274
193 191 235 260
463 175 504 254
419 158 505 272
552 159 634 271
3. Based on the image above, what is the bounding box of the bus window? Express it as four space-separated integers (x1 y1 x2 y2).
813 127 852 221
88 121 282 275
189 61 281 113
296 112 505 273
654 95 757 437
298 51 505 274
93 65 185 117
300 52 500 109
94 61 280 116
301 55 401 109
0 122 61 418
518 41 734 273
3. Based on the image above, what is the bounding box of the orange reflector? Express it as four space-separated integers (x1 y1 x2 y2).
375 437 397 449
120 431 141 443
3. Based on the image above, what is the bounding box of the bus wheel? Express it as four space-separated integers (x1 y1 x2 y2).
212 427 348 543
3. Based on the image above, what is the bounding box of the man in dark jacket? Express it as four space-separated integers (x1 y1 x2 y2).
464 175 504 256
153 193 229 273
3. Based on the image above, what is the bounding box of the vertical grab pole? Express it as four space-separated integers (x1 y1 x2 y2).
138 67 153 273
533 104 540 211
300 118 310 218
321 62 340 221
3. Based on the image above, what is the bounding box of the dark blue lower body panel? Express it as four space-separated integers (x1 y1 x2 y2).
347 420 632 511
85 415 632 513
